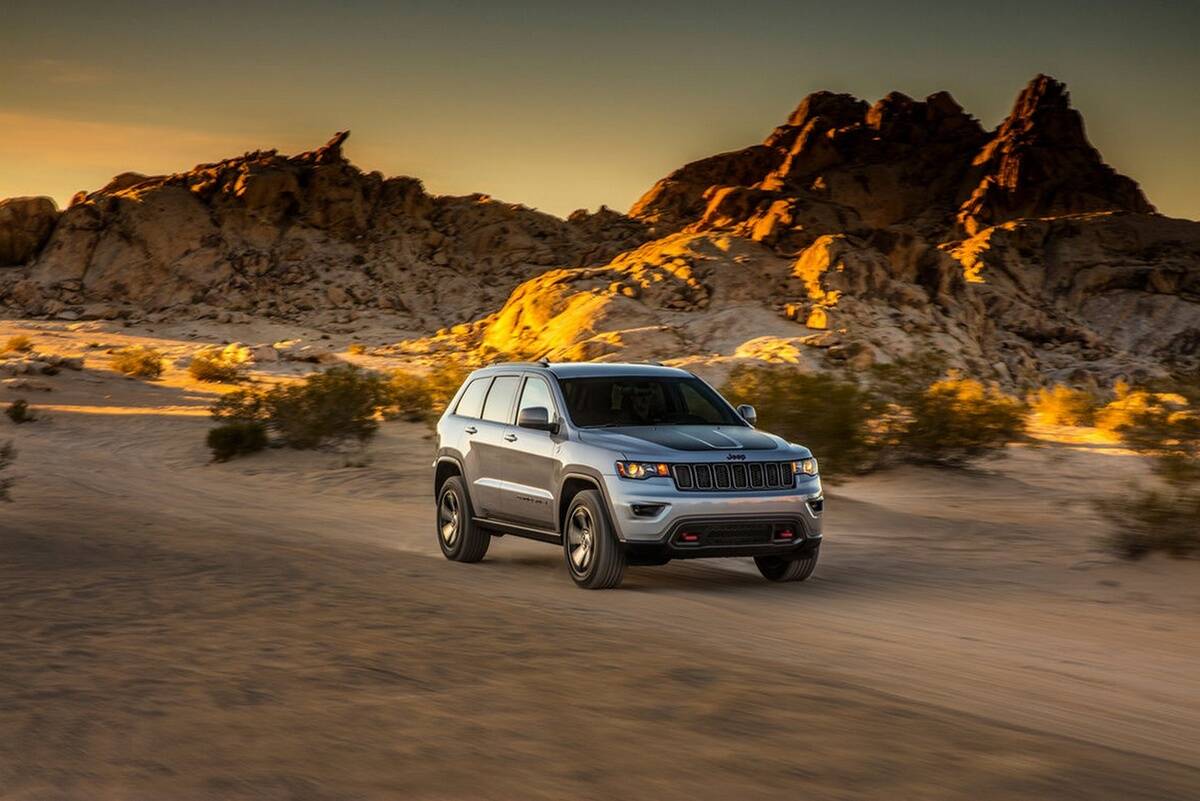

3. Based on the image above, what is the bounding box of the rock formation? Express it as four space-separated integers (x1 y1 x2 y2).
1 76 1196 386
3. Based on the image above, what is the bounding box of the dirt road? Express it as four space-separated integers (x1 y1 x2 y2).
1 323 1199 799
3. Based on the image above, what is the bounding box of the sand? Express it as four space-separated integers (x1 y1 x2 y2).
1 319 1198 800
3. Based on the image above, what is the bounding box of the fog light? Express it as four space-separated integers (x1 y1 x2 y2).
631 503 665 517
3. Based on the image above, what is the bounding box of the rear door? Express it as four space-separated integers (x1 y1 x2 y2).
497 374 562 531
469 374 521 519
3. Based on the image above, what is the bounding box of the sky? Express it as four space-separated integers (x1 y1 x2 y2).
2 0 1198 220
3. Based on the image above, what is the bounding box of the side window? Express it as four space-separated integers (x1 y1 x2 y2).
481 375 521 423
454 378 491 419
518 376 556 421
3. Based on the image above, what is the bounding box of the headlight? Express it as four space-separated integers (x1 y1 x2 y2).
794 458 818 476
616 461 670 479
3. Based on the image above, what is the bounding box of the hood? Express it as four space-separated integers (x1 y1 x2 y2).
576 425 785 455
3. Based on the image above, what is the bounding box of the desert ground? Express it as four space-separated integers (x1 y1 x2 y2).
1 320 1198 800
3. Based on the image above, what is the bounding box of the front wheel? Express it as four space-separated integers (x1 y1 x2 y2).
437 476 490 563
563 490 626 589
755 547 819 582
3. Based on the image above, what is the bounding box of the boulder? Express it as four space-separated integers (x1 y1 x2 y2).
0 197 59 266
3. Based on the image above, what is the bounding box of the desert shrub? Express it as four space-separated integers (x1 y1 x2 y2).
721 367 883 480
189 348 246 383
385 371 434 422
5 400 34 424
1031 384 1100 427
871 359 1026 467
209 365 389 453
267 365 388 448
894 376 1026 466
211 388 271 423
425 361 470 416
111 346 164 378
347 343 367 355
0 441 13 501
1099 489 1200 559
1098 380 1200 558
4 335 33 354
207 421 268 462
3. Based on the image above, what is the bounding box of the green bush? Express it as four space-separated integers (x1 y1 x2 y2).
189 349 246 383
207 421 268 462
5 399 34 424
268 365 387 449
209 365 388 454
722 360 1026 478
4 335 33 354
111 346 164 378
721 367 883 480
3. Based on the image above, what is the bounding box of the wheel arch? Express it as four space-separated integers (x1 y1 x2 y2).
434 455 465 499
557 471 611 537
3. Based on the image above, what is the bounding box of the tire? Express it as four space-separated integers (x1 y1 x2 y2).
755 547 819 583
563 490 626 589
436 476 490 563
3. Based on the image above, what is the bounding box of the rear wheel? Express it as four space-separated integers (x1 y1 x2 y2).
755 547 819 582
563 490 625 589
437 476 490 563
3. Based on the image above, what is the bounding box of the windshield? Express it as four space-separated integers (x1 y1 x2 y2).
558 375 745 428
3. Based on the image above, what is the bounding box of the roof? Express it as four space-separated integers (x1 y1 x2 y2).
476 361 692 379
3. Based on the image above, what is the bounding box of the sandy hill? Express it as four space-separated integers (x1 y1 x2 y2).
2 75 1198 385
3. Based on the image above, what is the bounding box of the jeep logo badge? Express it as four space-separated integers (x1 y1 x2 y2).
726 453 746 460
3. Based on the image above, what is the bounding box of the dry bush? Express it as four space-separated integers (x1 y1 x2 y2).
0 441 14 501
4 335 33 354
111 346 164 378
347 343 367 355
189 348 246 383
1031 384 1100 427
207 422 268 462
721 367 882 480
385 371 434 423
5 400 34 424
1099 380 1200 559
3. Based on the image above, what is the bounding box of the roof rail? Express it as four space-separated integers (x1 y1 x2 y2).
487 359 551 368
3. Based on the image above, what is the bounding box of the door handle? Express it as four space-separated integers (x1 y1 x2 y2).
504 433 518 442
464 426 477 435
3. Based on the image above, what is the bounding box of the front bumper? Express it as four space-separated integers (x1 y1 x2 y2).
599 471 824 558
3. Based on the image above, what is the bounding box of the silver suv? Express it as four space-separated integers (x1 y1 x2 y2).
432 362 823 589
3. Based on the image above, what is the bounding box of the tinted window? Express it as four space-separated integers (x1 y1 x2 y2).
454 378 491 419
518 377 556 421
559 376 744 428
481 375 520 423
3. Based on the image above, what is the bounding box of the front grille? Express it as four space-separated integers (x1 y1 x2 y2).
672 461 795 492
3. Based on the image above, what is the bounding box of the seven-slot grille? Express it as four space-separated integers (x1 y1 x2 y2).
671 461 795 492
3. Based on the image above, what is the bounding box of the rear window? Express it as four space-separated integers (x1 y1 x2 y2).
454 378 491 419
481 375 521 423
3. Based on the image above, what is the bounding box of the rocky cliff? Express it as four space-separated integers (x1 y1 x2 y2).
2 76 1197 386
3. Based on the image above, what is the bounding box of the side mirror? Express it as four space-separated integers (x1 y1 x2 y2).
517 406 558 433
737 404 757 427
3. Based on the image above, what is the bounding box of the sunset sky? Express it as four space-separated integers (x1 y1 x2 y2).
3 0 1198 220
